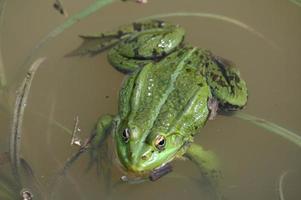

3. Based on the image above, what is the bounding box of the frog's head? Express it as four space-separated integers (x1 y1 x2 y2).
115 124 186 177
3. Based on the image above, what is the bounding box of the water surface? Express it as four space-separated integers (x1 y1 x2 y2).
1 0 301 199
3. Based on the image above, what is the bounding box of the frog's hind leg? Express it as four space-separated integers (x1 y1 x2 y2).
205 54 248 111
107 47 153 73
108 21 185 73
66 31 126 57
68 20 178 57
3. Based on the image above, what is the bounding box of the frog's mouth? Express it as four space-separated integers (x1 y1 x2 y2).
120 163 173 183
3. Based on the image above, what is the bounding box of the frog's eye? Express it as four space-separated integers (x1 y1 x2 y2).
122 128 130 143
154 135 166 150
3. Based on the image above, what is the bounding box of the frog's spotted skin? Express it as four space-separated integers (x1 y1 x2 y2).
81 20 248 185
115 47 212 172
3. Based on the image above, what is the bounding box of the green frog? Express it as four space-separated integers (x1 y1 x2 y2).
78 20 248 184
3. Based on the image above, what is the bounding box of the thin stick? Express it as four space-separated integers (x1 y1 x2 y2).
70 115 81 146
278 170 289 200
48 131 96 199
9 57 46 185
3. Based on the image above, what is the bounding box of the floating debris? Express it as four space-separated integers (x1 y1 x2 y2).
121 0 148 3
70 115 82 147
53 0 68 17
136 0 148 3
120 175 147 184
20 189 33 200
149 163 172 181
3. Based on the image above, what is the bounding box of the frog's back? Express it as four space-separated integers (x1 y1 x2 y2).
118 46 211 142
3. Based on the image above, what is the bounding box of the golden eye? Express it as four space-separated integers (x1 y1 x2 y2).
122 128 130 143
154 135 166 150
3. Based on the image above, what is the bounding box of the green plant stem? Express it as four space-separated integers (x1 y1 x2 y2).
234 112 301 148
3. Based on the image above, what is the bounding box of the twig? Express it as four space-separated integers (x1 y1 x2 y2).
278 170 289 200
9 57 46 186
71 115 81 146
48 131 96 199
63 131 96 175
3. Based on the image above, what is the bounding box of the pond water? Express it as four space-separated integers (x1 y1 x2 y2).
0 0 301 199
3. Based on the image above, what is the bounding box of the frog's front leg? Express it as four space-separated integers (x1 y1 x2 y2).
87 114 114 171
184 143 221 187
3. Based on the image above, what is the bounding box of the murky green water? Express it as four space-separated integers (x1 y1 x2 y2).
0 0 301 199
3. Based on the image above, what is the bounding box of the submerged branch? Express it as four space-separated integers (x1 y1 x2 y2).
9 57 46 185
234 112 301 148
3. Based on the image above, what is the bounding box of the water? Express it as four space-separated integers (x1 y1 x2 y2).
0 0 301 199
